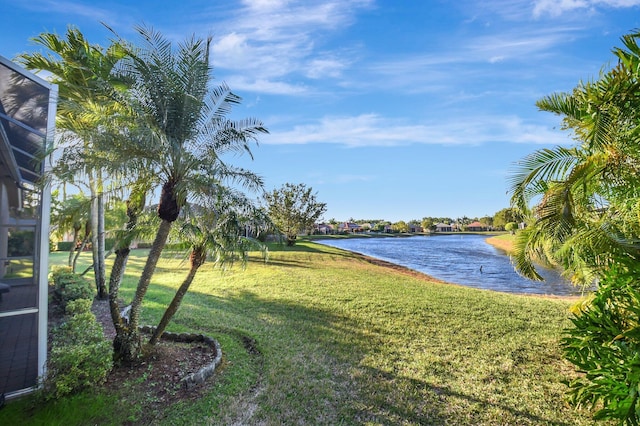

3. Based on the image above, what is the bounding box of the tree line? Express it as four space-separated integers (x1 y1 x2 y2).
323 207 522 233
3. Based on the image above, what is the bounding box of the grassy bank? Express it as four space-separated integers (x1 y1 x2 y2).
485 233 516 253
2 241 598 425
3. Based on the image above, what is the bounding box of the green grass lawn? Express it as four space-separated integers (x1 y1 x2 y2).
2 241 601 425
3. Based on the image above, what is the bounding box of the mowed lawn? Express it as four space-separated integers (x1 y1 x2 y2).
6 240 600 425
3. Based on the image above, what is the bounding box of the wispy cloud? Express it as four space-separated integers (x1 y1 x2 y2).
533 0 640 17
261 113 570 147
22 0 117 23
209 0 373 94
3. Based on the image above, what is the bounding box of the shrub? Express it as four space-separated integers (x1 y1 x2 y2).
56 241 74 252
504 222 518 234
562 263 640 424
7 230 34 256
44 298 112 400
49 266 94 310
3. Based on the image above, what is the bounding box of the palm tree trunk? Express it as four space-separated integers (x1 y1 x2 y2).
149 247 205 345
109 191 145 338
115 218 173 362
72 238 85 273
96 172 107 299
67 227 79 268
90 179 100 294
73 226 91 273
109 246 129 333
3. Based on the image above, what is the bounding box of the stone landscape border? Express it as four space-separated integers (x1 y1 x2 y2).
139 325 222 389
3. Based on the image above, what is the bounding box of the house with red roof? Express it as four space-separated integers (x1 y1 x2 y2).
467 221 489 231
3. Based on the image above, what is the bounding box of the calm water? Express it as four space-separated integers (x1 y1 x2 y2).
317 234 584 296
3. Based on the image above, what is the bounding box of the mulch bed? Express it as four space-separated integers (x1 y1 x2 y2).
49 297 219 424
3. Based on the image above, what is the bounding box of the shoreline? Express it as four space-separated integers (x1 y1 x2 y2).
313 238 581 301
484 234 515 253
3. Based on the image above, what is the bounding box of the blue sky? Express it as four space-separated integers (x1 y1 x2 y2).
2 0 640 222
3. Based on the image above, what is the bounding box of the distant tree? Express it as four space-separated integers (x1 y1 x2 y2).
479 216 493 227
372 221 389 232
264 183 327 246
493 208 521 230
456 216 472 226
421 217 434 231
392 221 408 233
505 222 518 234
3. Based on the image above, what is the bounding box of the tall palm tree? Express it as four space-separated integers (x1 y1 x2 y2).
111 26 268 362
18 27 129 298
509 30 640 284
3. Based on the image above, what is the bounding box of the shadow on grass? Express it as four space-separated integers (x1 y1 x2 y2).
355 365 576 426
155 288 573 425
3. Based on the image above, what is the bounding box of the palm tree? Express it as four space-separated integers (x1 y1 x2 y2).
509 31 640 284
149 187 269 345
110 26 267 362
51 193 91 272
18 27 129 298
511 31 640 423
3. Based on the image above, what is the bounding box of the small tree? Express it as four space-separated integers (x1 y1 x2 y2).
505 222 518 235
149 189 269 344
392 221 408 233
264 183 327 246
493 208 521 230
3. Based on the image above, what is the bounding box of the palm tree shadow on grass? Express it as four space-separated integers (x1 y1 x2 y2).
155 289 577 425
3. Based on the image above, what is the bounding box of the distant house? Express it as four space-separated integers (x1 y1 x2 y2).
408 224 423 233
467 221 488 232
339 222 363 233
315 223 334 234
435 223 453 232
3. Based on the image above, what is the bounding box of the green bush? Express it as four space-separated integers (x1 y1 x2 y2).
563 263 640 424
504 222 518 234
49 266 94 309
56 241 75 252
44 298 112 400
7 230 34 256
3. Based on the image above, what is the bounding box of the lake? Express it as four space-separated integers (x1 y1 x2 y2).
316 234 585 296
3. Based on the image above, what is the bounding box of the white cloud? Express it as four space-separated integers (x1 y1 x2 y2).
242 0 289 11
25 0 116 21
359 26 580 95
209 0 373 94
306 57 347 79
533 0 640 17
261 113 571 147
224 76 308 95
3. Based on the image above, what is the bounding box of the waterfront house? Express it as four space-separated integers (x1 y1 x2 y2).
408 224 423 233
467 221 488 231
435 223 453 232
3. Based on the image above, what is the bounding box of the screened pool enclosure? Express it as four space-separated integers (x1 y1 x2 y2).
0 55 57 399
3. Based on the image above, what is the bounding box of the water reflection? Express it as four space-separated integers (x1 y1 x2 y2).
317 234 587 296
